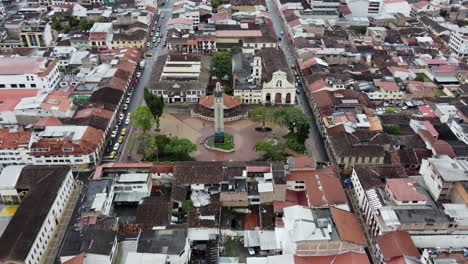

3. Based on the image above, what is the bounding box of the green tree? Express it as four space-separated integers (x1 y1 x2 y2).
130 106 155 134
212 49 232 80
352 26 368 34
144 88 165 131
79 20 95 31
224 86 233 95
385 107 395 113
155 134 171 150
250 106 272 131
182 200 193 214
386 125 401 135
211 0 221 8
254 139 285 161
414 73 429 82
137 134 157 159
272 107 310 143
439 9 447 17
164 137 197 158
51 17 63 31
97 16 106 22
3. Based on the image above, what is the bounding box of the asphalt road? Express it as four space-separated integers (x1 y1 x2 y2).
103 1 174 162
265 0 329 162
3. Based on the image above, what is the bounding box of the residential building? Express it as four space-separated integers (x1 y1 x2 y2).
449 27 468 58
20 21 53 47
0 57 61 92
420 155 468 202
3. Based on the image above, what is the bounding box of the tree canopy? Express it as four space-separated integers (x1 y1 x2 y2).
250 106 272 130
254 139 286 161
164 137 197 157
130 106 155 134
144 88 165 130
212 49 232 80
272 107 310 143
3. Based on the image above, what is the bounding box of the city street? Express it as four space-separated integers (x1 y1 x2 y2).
102 1 175 163
265 0 329 162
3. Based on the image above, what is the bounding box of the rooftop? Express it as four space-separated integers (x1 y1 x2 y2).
0 166 71 262
137 228 187 255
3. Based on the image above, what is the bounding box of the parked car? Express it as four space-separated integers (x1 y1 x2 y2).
123 104 128 111
113 143 120 151
119 113 124 120
137 71 141 78
145 53 153 57
111 130 118 138
126 98 131 104
109 151 117 159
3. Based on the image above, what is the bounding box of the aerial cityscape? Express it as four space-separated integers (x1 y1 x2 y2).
0 0 466 263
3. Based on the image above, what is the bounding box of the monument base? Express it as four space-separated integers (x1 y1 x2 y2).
214 132 225 144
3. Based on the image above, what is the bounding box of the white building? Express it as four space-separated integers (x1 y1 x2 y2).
347 0 370 17
0 165 75 264
380 0 411 16
0 165 25 203
448 118 468 145
112 173 152 204
434 103 457 123
0 57 61 92
420 155 468 201
449 27 468 58
0 129 32 169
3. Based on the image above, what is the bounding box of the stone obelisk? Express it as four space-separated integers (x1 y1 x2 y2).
214 82 225 143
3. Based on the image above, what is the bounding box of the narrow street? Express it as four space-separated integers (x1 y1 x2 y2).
265 0 329 162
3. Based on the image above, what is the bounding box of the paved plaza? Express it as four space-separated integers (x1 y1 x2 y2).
159 113 288 161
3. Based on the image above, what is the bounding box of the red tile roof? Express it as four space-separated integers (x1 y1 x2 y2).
34 117 63 127
422 120 439 138
73 107 113 120
294 251 370 264
418 105 437 117
150 163 175 173
0 129 31 149
386 178 428 202
63 253 85 264
287 168 348 207
247 166 270 173
273 189 308 209
308 79 327 93
289 156 314 169
330 208 367 245
374 79 400 92
243 212 260 230
432 139 456 158
376 231 420 261
199 94 241 109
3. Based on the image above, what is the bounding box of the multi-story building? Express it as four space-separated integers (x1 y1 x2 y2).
0 57 61 92
20 21 53 47
449 27 468 58
0 130 32 169
0 165 75 264
420 155 468 202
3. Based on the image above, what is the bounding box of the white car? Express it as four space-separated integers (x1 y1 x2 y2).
123 104 128 110
155 32 159 37
126 98 131 104
280 31 284 35
113 143 120 151
136 72 141 78
111 130 118 138
119 113 124 120
125 118 130 125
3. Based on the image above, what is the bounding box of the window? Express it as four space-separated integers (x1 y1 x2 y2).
19 84 26 88
0 84 5 88
11 84 17 88
31 84 37 88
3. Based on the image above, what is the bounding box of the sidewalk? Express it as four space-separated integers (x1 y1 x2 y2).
40 182 82 264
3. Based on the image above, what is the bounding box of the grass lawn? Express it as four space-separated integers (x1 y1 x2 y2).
416 73 431 82
214 133 234 150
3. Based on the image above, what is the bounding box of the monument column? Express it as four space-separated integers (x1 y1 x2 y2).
214 82 225 143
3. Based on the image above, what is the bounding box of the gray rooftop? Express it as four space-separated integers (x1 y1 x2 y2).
137 228 187 255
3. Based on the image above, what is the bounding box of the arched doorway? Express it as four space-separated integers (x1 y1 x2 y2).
275 93 282 104
285 93 291 104
266 93 271 103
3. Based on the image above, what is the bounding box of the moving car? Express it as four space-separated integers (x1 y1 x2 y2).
125 118 130 125
118 136 124 144
161 13 165 18
145 53 153 57
113 143 120 151
121 128 127 136
127 113 132 119
136 71 141 78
